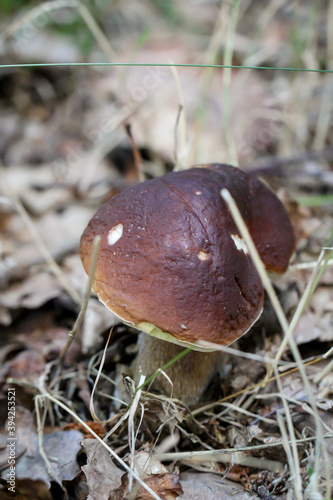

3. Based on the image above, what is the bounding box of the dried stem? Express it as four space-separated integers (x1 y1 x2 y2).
125 123 145 182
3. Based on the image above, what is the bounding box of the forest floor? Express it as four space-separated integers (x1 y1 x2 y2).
0 1 332 499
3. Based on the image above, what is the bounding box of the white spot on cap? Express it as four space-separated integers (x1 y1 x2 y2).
108 223 123 246
180 324 187 330
231 233 248 254
194 190 202 195
197 250 209 261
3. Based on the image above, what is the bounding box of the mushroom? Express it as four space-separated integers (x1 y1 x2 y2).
80 164 295 404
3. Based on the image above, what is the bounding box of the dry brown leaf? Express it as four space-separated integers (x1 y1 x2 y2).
0 348 45 382
132 451 183 499
0 206 94 289
82 438 125 500
0 478 52 499
114 472 183 500
63 421 106 440
0 271 61 310
0 407 83 487
179 471 252 500
293 303 333 346
317 374 333 412
0 326 78 385
81 298 120 353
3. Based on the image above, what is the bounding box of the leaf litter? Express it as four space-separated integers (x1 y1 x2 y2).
0 1 333 499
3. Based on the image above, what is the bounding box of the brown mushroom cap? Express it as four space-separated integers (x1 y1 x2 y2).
80 164 295 348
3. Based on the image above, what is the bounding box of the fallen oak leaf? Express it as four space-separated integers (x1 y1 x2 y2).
82 438 125 500
0 407 83 488
112 451 183 500
113 472 183 500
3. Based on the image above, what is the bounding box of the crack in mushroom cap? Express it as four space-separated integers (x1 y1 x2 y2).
80 164 295 348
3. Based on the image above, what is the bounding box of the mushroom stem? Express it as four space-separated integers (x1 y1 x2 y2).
132 333 224 405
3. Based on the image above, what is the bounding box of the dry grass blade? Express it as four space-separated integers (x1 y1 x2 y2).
35 396 69 500
221 0 240 165
313 0 333 149
220 188 331 498
125 123 145 182
276 412 301 496
90 361 150 494
277 247 333 362
216 402 277 425
192 1 231 163
0 166 81 306
173 104 183 166
314 358 333 384
76 1 115 61
222 0 240 129
128 373 146 491
155 434 333 462
0 0 115 61
87 352 126 407
0 0 79 41
273 366 302 499
89 327 113 422
324 346 333 358
258 0 288 31
158 450 284 473
221 188 288 332
198 339 291 366
289 258 333 271
184 453 284 473
39 392 162 500
190 356 323 418
170 64 188 170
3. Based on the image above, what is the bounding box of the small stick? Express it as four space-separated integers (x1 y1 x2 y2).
125 123 145 183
